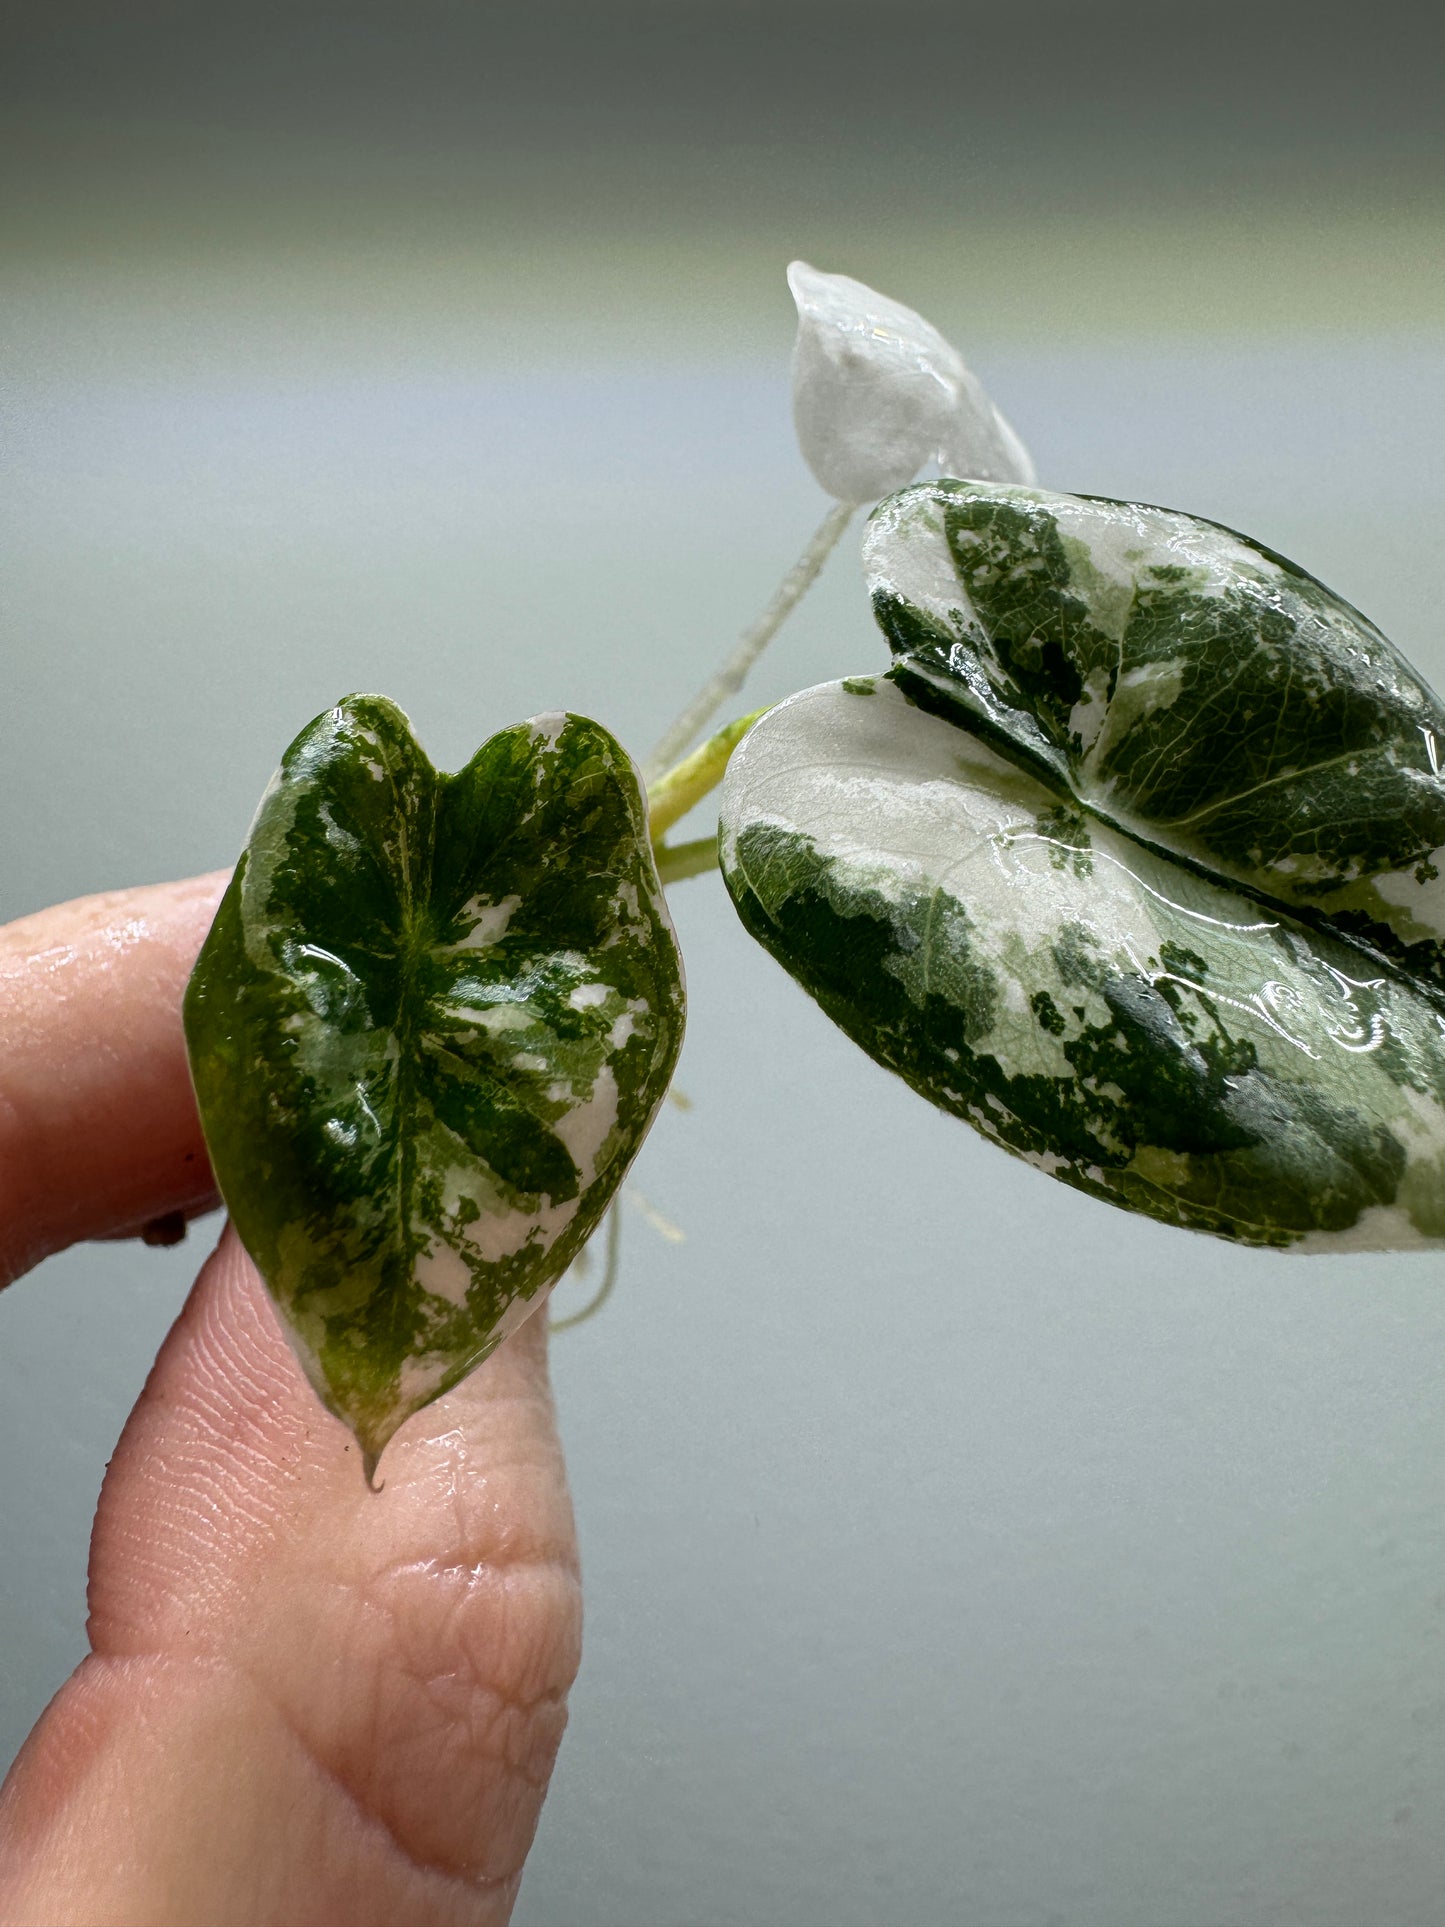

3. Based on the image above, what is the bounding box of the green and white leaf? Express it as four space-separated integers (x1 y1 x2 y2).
720 676 1445 1250
185 696 685 1468
868 481 1445 997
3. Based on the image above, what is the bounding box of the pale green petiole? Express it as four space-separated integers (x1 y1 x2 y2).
654 834 720 886
647 707 771 886
648 707 770 839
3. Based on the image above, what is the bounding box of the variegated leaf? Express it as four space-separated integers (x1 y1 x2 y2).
868 481 1445 999
720 676 1445 1250
185 696 684 1469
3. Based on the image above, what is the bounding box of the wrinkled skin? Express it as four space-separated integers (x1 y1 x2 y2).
0 876 582 1927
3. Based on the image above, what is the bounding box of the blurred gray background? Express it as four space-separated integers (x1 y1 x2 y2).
4 3 1445 1922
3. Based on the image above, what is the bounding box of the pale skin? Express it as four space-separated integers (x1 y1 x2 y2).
0 875 582 1927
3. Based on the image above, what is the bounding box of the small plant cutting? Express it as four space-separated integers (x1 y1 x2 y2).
185 263 1445 1477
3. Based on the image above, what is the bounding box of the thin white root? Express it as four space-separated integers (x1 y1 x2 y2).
625 1185 686 1244
549 1204 623 1332
643 498 854 781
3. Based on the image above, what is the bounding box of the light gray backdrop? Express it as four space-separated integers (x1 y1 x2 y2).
4 5 1445 1922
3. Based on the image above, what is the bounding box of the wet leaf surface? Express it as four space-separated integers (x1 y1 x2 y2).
721 484 1445 1249
186 696 684 1465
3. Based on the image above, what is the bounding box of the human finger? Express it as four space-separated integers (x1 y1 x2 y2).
0 873 228 1284
0 1224 581 1927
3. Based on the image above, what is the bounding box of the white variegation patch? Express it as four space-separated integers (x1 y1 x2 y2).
552 1061 621 1190
415 1241 474 1308
1047 495 1283 613
453 893 522 948
1294 1206 1441 1254
1357 854 1445 943
527 711 569 754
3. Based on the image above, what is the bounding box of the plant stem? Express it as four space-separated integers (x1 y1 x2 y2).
647 707 770 840
643 498 854 782
550 1204 622 1333
654 834 719 886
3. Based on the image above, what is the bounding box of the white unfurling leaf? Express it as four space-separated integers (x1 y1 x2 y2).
787 261 1037 504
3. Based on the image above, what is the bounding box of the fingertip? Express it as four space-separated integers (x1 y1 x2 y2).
45 1217 581 1925
0 872 234 1282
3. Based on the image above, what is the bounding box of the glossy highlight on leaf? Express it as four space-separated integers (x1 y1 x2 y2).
185 696 685 1468
720 677 1445 1250
868 480 1445 998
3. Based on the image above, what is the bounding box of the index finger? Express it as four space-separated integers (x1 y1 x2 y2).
0 873 229 1285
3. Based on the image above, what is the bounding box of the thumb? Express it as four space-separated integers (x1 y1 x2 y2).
0 1226 581 1927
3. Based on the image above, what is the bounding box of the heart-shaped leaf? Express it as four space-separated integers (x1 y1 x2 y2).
185 696 685 1469
868 481 1445 996
721 676 1445 1249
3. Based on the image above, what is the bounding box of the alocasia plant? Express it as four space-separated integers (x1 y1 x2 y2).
186 260 1445 1472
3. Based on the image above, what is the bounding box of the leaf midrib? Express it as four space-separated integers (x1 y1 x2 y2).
380 735 435 1278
